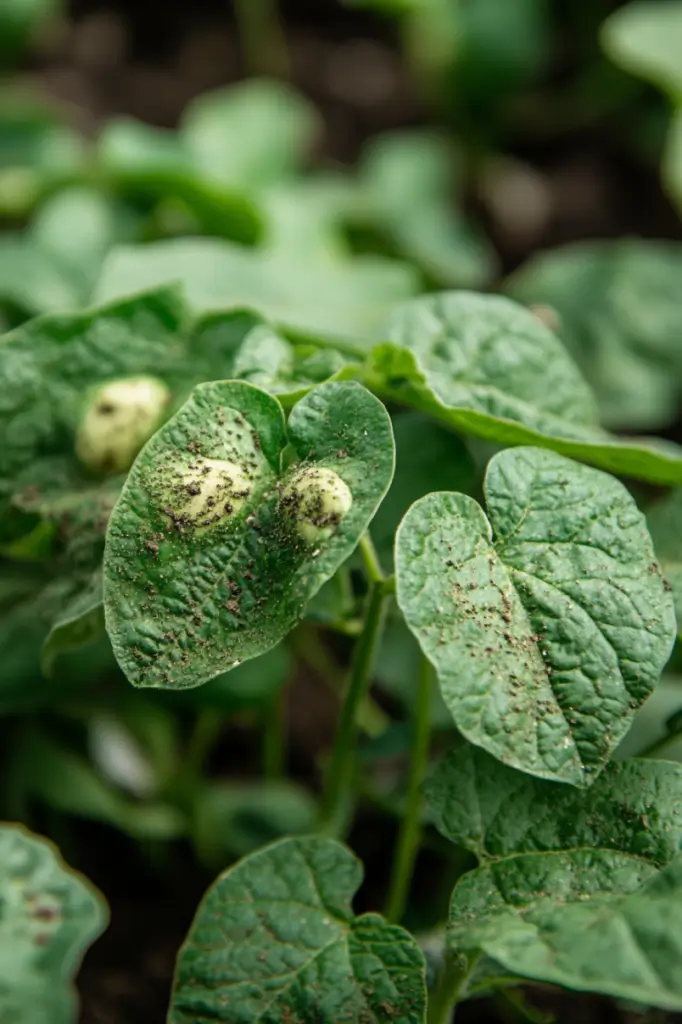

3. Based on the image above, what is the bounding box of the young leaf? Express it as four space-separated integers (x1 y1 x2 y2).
395 447 676 785
370 291 682 484
427 746 682 1009
169 836 426 1023
507 240 682 430
104 380 394 688
0 823 107 1024
94 238 419 343
231 323 352 404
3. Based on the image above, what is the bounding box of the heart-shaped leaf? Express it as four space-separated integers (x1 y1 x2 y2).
507 240 682 431
169 836 426 1024
369 291 682 484
427 746 682 1008
396 447 676 785
0 823 107 1023
104 380 394 688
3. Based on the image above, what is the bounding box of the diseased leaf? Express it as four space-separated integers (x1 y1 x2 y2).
428 747 682 1008
0 823 107 1023
0 287 189 530
647 487 682 629
426 744 682 865
169 644 293 714
507 240 682 430
367 291 682 484
169 836 426 1024
396 447 675 785
104 380 394 688
94 238 419 343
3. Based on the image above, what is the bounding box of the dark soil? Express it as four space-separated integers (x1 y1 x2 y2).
13 1 682 1020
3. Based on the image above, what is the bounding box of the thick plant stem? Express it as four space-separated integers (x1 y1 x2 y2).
427 950 478 1024
234 0 289 78
385 656 433 923
319 579 389 835
263 688 286 779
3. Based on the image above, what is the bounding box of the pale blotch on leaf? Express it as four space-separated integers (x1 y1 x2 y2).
280 466 353 544
165 456 252 531
76 376 171 474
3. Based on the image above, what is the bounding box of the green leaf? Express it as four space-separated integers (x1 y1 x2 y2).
41 570 105 675
428 746 682 1008
426 745 682 865
232 323 352 404
368 291 682 484
395 447 676 785
104 380 394 688
182 79 319 190
647 487 682 629
169 836 426 1023
31 187 128 300
370 411 476 568
507 240 682 431
359 131 496 287
0 232 79 318
193 781 318 863
0 286 189 530
97 118 261 244
602 1 682 102
449 852 682 1010
94 238 419 343
376 615 453 729
0 823 107 1024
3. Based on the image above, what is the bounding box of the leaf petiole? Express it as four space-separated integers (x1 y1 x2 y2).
427 949 480 1024
385 655 433 923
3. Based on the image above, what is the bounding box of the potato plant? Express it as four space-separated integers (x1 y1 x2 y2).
5 11 682 1020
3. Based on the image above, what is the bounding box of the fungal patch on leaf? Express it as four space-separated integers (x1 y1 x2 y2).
103 380 394 689
396 447 676 786
76 376 171 474
279 465 353 544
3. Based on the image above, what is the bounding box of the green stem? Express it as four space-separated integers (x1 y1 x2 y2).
385 656 433 923
359 532 385 586
427 950 479 1024
292 625 389 738
185 709 223 779
234 0 289 78
262 687 286 779
319 579 390 835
